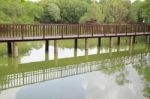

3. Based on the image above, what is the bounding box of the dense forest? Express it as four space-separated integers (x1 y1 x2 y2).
0 0 149 24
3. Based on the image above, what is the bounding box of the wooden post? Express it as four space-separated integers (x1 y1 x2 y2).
13 57 19 71
45 51 49 61
129 44 133 54
117 37 120 45
45 40 49 52
146 35 150 44
129 36 133 46
133 36 136 44
74 39 78 57
74 38 78 49
85 38 88 57
85 38 88 50
54 40 58 60
98 37 101 47
109 48 112 57
109 37 113 48
74 48 77 57
97 46 101 54
7 42 12 56
12 42 18 57
117 44 120 52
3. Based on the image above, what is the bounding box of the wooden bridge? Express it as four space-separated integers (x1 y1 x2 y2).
0 24 150 56
0 24 150 41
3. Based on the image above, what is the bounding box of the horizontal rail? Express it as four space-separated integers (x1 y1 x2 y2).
0 24 150 41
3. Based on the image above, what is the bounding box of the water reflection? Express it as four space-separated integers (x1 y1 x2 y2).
0 43 150 99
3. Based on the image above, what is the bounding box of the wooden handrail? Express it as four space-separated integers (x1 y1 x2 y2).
0 24 149 41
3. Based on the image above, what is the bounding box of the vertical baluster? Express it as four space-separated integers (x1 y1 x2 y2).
15 24 19 38
43 25 45 39
21 24 24 40
66 24 68 36
12 24 14 38
51 24 52 36
92 25 94 36
0 25 1 38
78 24 80 37
126 24 127 35
61 24 63 38
135 24 136 35
50 24 52 37
36 24 38 37
55 25 57 36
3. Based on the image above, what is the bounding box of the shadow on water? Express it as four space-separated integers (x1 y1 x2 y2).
0 41 150 99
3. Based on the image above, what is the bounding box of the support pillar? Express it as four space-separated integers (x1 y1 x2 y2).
133 36 136 44
117 37 120 45
109 37 113 48
12 42 18 57
54 40 58 60
109 48 112 57
117 45 120 52
129 36 134 46
74 39 78 57
45 52 49 61
146 35 150 44
85 38 88 57
129 45 133 54
97 46 101 54
85 38 88 50
45 40 49 52
74 38 78 49
74 48 77 57
7 42 12 56
98 37 101 47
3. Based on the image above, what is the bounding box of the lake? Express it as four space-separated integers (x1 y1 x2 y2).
0 39 150 99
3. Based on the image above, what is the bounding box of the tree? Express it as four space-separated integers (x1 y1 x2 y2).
79 3 105 23
0 0 43 23
105 0 129 23
142 0 150 23
40 3 60 23
128 0 143 23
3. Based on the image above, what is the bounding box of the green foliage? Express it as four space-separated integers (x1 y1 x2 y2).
39 0 88 23
79 3 105 23
0 0 43 23
105 0 129 23
128 0 143 23
40 2 60 23
142 0 150 23
0 0 149 24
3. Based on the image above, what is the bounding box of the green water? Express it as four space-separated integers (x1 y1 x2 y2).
0 38 150 99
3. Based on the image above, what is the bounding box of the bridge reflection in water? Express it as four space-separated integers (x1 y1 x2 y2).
0 45 150 91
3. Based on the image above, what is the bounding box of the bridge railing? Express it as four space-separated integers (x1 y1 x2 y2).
0 24 150 40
